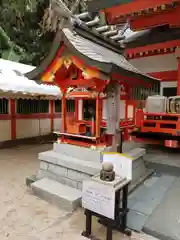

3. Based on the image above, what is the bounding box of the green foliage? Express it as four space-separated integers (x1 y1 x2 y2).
0 0 54 65
0 0 86 65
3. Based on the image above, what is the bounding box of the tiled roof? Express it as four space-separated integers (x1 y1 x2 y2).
62 27 159 83
26 1 160 85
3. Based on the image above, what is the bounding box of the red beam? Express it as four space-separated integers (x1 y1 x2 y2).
43 45 65 78
148 70 178 81
0 114 12 120
126 40 180 56
15 113 52 119
10 99 16 140
130 5 180 30
105 0 180 24
0 113 61 120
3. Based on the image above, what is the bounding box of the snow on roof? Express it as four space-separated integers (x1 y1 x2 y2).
0 59 36 74
123 28 150 43
0 59 61 97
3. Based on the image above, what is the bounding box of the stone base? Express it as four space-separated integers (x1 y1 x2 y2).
26 174 37 187
36 143 151 192
32 178 82 212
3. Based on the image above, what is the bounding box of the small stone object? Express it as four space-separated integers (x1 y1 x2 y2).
102 162 114 172
100 162 115 182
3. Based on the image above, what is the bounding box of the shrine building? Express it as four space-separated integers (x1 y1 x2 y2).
88 0 180 98
26 10 159 146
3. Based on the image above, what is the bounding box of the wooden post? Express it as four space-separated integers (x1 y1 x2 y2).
10 99 16 140
61 89 67 133
177 59 180 95
95 95 101 138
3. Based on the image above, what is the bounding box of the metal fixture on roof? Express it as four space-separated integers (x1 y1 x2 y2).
44 0 129 48
86 16 100 26
76 11 91 20
110 34 124 41
75 10 128 47
103 29 118 37
95 25 110 33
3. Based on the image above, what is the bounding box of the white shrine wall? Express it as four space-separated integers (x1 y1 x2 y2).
0 98 62 144
129 53 178 73
16 119 52 139
0 120 11 142
54 118 62 131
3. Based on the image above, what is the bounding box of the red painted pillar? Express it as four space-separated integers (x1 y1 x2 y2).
177 59 180 95
95 96 101 138
175 48 180 95
61 90 67 133
50 100 54 132
10 99 16 140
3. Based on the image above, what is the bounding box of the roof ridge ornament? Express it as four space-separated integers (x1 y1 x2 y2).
43 0 81 31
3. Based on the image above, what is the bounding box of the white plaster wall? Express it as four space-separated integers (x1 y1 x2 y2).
16 119 51 139
127 105 134 119
119 100 125 119
78 100 83 120
129 53 178 73
16 119 39 139
160 81 177 95
0 120 11 141
54 118 62 131
39 119 51 135
102 99 107 120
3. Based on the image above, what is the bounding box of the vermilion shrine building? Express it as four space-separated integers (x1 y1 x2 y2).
88 0 180 98
26 14 158 147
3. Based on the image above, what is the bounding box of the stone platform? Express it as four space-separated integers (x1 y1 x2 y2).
37 143 151 192
30 143 152 211
32 178 82 212
29 142 152 212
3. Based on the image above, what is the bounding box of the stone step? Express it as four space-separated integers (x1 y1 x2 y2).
31 178 82 212
53 142 104 163
38 150 102 176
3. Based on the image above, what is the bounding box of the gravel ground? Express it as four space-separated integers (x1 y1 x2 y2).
0 144 158 240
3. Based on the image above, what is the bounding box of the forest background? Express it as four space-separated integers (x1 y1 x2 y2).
0 0 85 66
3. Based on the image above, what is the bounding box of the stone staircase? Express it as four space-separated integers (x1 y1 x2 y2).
30 142 152 212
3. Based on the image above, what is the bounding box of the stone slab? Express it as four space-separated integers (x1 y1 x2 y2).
127 210 149 232
129 174 176 203
53 142 104 163
146 162 180 176
122 141 144 153
126 148 146 160
127 173 177 232
143 177 180 240
31 178 82 212
37 169 79 189
38 150 101 176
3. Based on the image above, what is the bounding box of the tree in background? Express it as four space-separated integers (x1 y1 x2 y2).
0 0 54 65
0 0 87 66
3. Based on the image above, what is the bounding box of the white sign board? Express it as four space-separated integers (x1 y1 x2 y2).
82 180 115 219
102 153 132 180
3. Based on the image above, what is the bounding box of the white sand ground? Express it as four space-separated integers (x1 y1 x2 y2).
0 144 157 240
